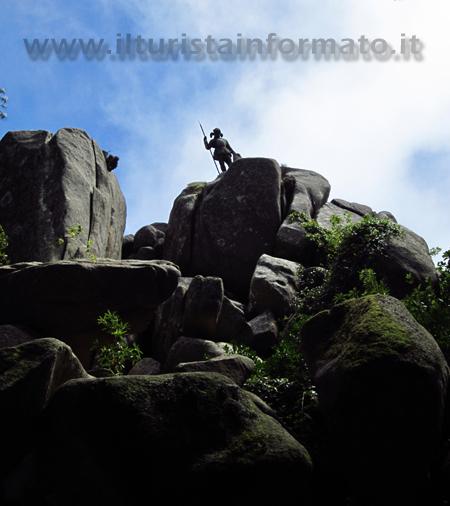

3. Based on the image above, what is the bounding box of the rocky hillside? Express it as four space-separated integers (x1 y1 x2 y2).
0 128 448 506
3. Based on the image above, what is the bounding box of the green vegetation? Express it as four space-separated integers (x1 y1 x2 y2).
57 224 97 261
187 181 207 192
0 224 8 265
94 310 143 375
234 213 404 443
324 295 411 370
57 224 83 246
288 211 402 306
235 212 450 448
404 250 450 359
224 331 318 444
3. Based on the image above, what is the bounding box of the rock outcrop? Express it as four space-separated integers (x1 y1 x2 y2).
0 259 180 365
182 275 224 338
248 254 302 318
0 127 446 506
274 167 330 263
163 183 204 272
163 159 283 298
0 129 126 263
175 354 255 385
375 225 438 297
164 336 225 371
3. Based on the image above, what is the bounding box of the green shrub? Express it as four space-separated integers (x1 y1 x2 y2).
404 250 450 359
94 310 143 375
333 268 390 304
224 321 317 444
235 213 402 443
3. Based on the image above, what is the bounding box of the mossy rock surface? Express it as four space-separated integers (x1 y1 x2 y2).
34 372 312 506
0 338 89 477
301 294 449 504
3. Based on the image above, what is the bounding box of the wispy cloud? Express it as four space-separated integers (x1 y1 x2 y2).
3 0 450 251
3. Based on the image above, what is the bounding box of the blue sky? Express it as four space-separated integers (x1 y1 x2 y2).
1 0 450 253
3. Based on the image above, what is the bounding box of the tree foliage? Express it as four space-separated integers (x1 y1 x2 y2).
94 310 143 375
0 88 7 119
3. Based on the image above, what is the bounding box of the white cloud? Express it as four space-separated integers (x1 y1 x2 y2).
113 0 450 251
14 0 450 251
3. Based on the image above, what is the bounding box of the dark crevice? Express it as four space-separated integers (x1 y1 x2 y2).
186 187 206 276
87 140 99 243
91 139 99 189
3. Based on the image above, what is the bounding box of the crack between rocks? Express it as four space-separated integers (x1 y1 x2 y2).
87 140 99 242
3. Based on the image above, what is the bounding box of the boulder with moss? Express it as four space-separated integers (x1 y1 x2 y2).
301 294 449 505
175 354 256 385
0 338 90 478
30 373 312 506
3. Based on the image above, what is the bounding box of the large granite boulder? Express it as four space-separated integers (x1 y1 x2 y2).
191 158 283 298
0 324 37 349
164 336 225 371
163 183 205 273
182 275 224 339
175 354 256 386
274 167 330 264
247 311 279 357
374 225 438 297
127 357 161 375
32 373 312 505
0 338 90 478
330 198 373 217
301 294 449 505
150 277 192 362
133 224 164 252
316 201 362 229
0 259 180 365
0 129 126 263
215 296 252 343
248 254 302 318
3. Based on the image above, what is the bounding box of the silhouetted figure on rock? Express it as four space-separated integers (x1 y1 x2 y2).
203 128 239 172
102 151 119 172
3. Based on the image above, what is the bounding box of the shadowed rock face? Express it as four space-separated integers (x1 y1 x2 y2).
34 373 312 506
0 338 90 478
301 294 449 505
0 259 180 365
0 128 126 263
164 158 283 298
191 158 282 298
274 166 331 264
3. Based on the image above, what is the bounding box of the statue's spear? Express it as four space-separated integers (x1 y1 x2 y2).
199 121 220 175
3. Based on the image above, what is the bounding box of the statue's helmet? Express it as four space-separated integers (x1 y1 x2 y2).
210 127 223 137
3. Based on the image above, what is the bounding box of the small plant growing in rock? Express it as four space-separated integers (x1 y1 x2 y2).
85 239 97 262
333 267 390 304
95 310 142 375
0 224 8 264
57 224 83 246
57 224 97 261
187 181 207 192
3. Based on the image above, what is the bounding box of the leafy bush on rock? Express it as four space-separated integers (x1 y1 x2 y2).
94 310 142 375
